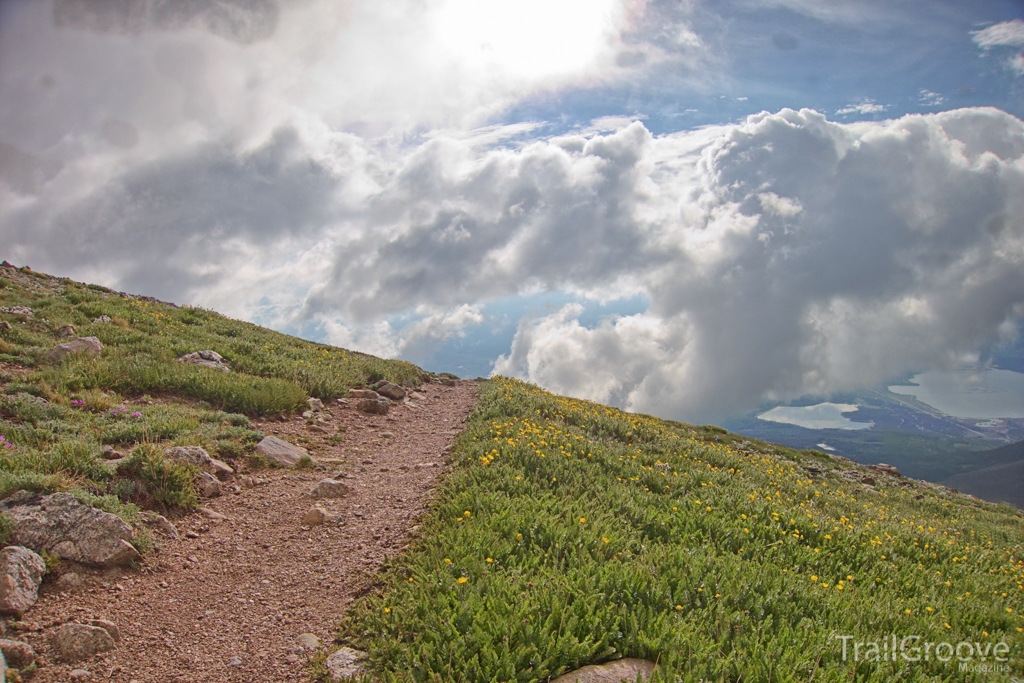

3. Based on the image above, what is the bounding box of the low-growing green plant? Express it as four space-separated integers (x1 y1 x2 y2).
39 548 61 574
295 455 314 470
116 445 197 511
332 379 1024 682
0 511 13 547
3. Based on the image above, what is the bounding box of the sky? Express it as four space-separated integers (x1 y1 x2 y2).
1 0 1024 425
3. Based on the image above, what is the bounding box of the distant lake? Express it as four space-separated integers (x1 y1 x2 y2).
757 403 874 430
888 369 1024 419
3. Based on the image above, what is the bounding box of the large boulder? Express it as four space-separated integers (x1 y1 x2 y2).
0 546 46 615
40 337 103 364
551 659 658 683
176 350 230 372
164 446 234 479
50 623 116 663
255 436 309 467
0 492 141 567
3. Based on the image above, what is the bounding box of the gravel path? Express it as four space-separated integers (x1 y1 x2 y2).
21 380 479 682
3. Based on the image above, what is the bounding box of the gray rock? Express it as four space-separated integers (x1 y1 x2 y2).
551 659 658 683
439 376 457 386
100 445 123 460
164 446 234 479
40 336 103 364
348 389 380 400
92 315 112 323
357 398 389 415
0 321 10 331
196 471 221 498
54 571 84 592
255 436 309 467
309 479 349 499
0 637 36 667
325 647 366 680
0 306 33 319
0 547 46 615
296 633 320 651
0 492 140 567
375 381 406 401
227 656 242 667
197 507 227 522
50 623 116 663
70 670 91 681
87 619 120 642
306 398 324 412
137 512 179 540
56 324 76 338
302 506 327 526
176 350 230 372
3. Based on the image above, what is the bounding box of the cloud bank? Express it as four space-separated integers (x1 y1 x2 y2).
3 1 1024 424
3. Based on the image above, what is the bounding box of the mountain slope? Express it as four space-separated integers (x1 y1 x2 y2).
943 440 1024 508
329 379 1024 682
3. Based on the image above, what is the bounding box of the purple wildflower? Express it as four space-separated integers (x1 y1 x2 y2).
133 411 142 418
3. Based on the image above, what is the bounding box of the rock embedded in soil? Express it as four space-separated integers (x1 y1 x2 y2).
357 397 389 415
295 633 320 651
138 512 179 540
256 436 310 466
164 446 234 479
196 471 222 498
176 350 231 372
374 381 406 401
50 622 116 663
325 647 366 680
550 658 658 683
88 618 121 642
0 492 141 567
0 546 46 615
0 637 35 667
302 506 328 526
309 479 349 499
40 336 103 364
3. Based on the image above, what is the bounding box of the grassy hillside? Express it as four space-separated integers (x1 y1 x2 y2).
329 379 1024 682
0 263 422 518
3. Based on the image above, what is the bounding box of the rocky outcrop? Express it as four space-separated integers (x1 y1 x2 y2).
0 546 46 615
176 350 231 372
868 463 902 477
50 623 116 662
255 436 309 466
164 446 234 479
551 659 658 683
40 337 103 364
0 492 141 567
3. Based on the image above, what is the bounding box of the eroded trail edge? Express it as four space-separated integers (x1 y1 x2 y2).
26 380 479 682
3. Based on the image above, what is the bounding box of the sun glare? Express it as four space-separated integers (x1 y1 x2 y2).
431 0 620 82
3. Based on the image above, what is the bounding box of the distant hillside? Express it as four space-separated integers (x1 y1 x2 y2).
943 440 1024 508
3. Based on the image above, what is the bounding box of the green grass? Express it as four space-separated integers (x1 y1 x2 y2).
328 378 1024 682
0 265 429 535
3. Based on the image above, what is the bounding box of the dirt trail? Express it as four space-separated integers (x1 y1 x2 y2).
22 380 479 682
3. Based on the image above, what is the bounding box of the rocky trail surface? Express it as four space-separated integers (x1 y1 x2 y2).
20 380 479 682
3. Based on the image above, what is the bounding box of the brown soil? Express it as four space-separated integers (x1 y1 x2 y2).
20 380 479 682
